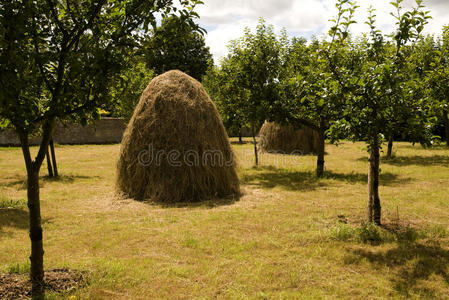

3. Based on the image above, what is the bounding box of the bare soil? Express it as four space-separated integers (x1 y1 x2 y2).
0 268 85 299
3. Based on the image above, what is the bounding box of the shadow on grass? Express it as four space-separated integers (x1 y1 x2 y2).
230 141 251 145
143 193 240 209
42 174 100 183
241 167 325 191
3 176 27 190
399 144 449 151
349 241 449 297
4 174 100 190
324 171 412 186
0 209 28 238
156 196 240 209
382 155 449 167
241 166 411 191
0 208 53 238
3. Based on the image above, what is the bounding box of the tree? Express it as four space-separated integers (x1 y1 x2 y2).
379 31 435 158
108 59 154 122
0 0 201 297
46 139 58 177
270 0 357 177
226 20 286 165
145 15 212 80
427 26 449 146
330 0 431 224
203 58 249 143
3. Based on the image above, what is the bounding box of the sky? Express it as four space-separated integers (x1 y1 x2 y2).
194 0 449 62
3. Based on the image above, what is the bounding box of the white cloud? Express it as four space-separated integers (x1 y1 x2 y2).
197 0 449 62
204 19 258 61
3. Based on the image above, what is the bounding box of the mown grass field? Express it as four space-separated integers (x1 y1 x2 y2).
1 139 449 299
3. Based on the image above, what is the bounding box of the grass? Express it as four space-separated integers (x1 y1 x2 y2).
7 261 30 274
0 192 26 209
0 140 448 299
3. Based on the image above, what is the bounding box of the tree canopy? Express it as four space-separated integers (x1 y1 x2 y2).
0 0 202 296
145 15 212 80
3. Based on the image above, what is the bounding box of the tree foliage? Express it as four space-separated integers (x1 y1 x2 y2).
0 0 202 296
145 14 212 80
203 57 248 139
221 19 287 164
108 59 154 122
426 26 449 145
328 0 431 224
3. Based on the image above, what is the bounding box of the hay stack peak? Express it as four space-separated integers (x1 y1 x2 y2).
117 70 240 202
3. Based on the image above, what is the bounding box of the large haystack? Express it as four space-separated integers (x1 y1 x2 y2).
259 121 320 155
117 70 240 202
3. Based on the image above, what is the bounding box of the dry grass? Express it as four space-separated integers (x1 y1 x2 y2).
0 140 448 299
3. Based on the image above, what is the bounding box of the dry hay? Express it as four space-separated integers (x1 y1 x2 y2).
116 70 240 203
259 121 320 155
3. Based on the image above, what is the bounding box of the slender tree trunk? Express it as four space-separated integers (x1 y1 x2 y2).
27 169 45 297
17 119 55 299
18 132 45 297
387 135 394 159
49 139 58 177
316 128 325 177
46 148 53 177
368 136 381 225
443 109 449 146
238 126 243 144
251 125 258 166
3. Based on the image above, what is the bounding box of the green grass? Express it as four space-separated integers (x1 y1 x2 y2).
7 261 30 274
0 140 449 299
0 192 26 209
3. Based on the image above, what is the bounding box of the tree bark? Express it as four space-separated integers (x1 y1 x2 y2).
368 136 381 225
49 139 58 177
17 119 55 299
238 129 243 144
386 135 394 159
46 147 53 177
443 109 449 146
18 132 45 297
27 169 45 297
251 125 258 166
316 128 325 177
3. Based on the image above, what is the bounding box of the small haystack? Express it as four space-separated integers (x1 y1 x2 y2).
259 121 320 155
116 70 240 202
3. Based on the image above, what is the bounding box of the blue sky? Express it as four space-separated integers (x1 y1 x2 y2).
194 0 449 62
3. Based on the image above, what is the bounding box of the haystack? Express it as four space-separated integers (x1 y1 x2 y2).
117 70 240 202
259 121 320 155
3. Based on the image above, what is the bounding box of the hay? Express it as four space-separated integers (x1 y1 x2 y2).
116 70 240 202
259 121 320 155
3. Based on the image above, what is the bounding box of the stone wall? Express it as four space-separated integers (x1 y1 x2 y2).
0 117 254 146
0 118 126 146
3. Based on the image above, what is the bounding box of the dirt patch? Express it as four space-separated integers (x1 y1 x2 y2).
0 268 85 299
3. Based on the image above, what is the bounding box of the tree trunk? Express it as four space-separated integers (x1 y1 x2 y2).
27 169 45 296
17 119 55 299
251 125 258 166
238 128 243 144
368 137 381 225
49 139 58 177
18 131 46 298
316 128 325 177
443 109 449 146
386 135 394 159
46 147 53 177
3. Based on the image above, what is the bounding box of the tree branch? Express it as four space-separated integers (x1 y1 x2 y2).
46 0 69 37
17 129 33 174
33 118 56 170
